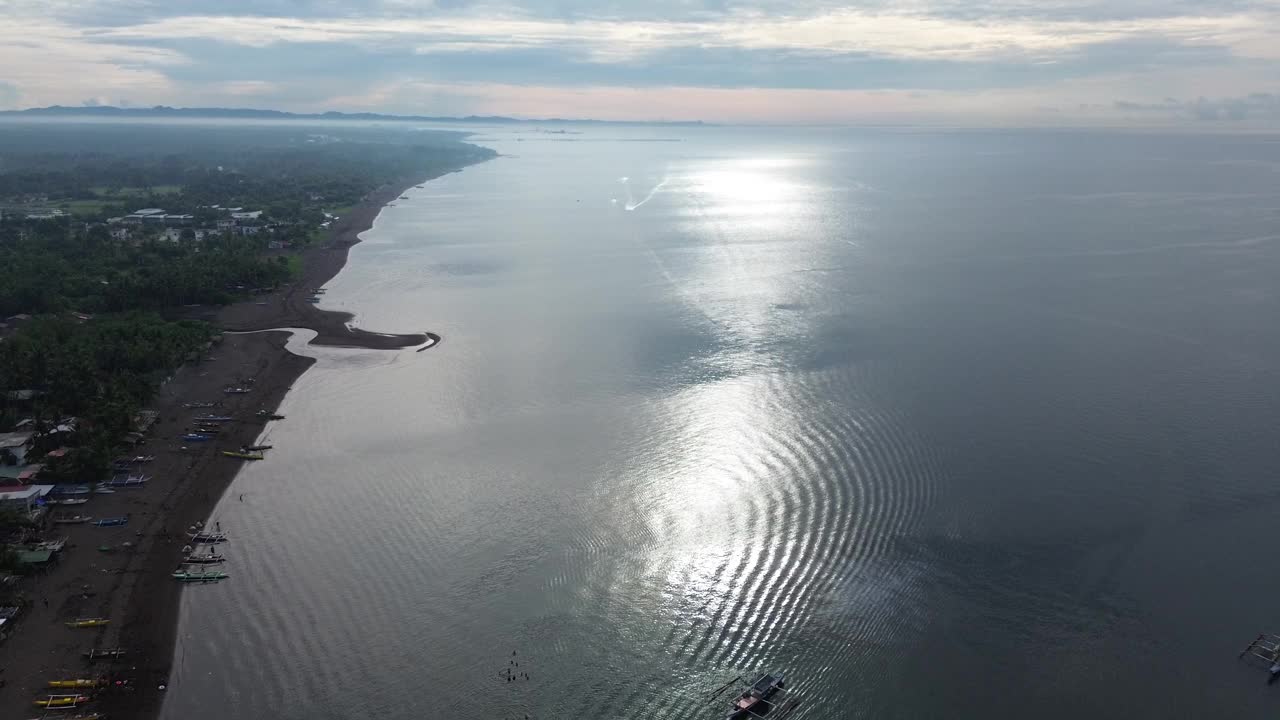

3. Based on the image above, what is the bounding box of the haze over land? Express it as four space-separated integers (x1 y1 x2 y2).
2 0 1280 125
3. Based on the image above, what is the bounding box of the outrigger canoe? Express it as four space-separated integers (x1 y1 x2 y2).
65 619 109 628
181 433 213 441
93 517 128 527
83 648 126 660
48 679 106 689
221 450 264 460
172 570 229 582
189 532 228 544
183 553 226 564
53 514 93 524
242 444 273 451
34 695 90 708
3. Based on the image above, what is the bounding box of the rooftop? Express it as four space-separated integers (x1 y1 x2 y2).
0 430 34 448
0 484 52 501
132 208 165 215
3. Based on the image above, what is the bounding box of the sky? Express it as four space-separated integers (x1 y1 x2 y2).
1 0 1279 125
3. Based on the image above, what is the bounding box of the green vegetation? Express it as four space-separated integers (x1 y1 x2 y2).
0 120 495 484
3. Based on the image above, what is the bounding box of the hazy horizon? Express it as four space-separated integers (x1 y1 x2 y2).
3 0 1280 127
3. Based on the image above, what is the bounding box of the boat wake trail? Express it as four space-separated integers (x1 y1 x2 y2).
619 175 669 211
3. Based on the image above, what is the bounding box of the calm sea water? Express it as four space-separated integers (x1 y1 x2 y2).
163 127 1280 719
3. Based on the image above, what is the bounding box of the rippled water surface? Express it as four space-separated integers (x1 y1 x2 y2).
164 128 1280 719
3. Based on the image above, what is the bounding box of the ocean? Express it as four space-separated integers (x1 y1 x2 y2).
162 126 1280 719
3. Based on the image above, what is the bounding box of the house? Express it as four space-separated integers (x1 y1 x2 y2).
0 484 52 515
239 226 261 236
216 219 236 230
160 227 183 243
230 210 263 221
125 208 167 224
193 228 216 242
0 431 35 465
110 227 130 242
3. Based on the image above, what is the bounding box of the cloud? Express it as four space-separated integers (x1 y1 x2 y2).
1 0 1279 123
81 9 1276 64
1115 93 1280 121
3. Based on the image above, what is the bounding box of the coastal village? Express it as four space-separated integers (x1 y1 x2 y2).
0 124 492 719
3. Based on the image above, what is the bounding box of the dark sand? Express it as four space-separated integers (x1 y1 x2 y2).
0 169 467 719
0 331 312 720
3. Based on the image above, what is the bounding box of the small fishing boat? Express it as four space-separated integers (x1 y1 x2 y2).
183 402 216 408
48 679 107 689
194 415 233 422
727 673 786 719
102 475 148 488
51 484 92 496
256 410 285 420
183 553 226 564
34 695 90 708
192 426 221 434
242 444 273 452
181 433 213 441
93 517 128 527
172 569 229 582
189 532 228 544
224 387 252 394
65 618 109 628
83 648 126 660
92 487 115 494
53 514 93 524
49 498 89 506
221 450 264 460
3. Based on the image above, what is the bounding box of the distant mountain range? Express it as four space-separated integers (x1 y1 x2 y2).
0 105 705 126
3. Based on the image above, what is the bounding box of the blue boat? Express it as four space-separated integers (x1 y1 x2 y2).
182 433 213 441
93 517 129 527
194 415 232 422
50 484 91 496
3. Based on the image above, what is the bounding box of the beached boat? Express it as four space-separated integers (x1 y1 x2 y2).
92 517 128 527
49 498 89 506
183 553 226 564
194 415 232 422
221 450 264 460
48 679 107 689
172 569 229 582
34 695 90 708
83 648 126 660
224 387 252 394
727 673 786 719
53 514 93 524
189 532 228 544
192 426 221 434
242 444 273 452
181 433 213 441
102 475 148 488
256 410 285 420
51 484 91 496
65 618 109 628
183 402 216 408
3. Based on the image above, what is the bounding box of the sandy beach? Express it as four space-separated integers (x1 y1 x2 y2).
0 169 459 719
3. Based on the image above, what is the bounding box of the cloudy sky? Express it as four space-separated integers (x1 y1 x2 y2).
2 0 1279 124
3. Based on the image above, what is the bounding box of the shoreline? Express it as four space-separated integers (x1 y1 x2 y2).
217 173 450 349
0 160 484 720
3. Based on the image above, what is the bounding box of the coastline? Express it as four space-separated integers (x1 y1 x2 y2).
0 163 482 720
217 174 446 349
